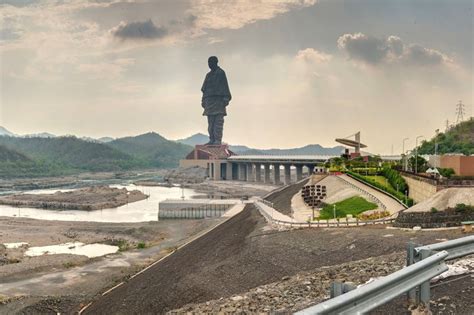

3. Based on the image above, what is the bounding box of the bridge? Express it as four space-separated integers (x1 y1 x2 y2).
180 144 402 184
225 154 337 184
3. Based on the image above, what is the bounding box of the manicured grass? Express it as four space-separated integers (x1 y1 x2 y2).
363 175 394 190
319 196 378 219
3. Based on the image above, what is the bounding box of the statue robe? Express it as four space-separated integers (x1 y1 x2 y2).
201 66 232 116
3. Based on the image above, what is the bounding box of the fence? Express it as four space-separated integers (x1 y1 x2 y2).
296 235 474 314
254 201 395 228
158 204 231 219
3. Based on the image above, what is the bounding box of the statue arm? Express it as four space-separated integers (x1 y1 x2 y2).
221 72 231 102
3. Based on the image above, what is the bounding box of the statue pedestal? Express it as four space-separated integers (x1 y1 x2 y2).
192 144 232 160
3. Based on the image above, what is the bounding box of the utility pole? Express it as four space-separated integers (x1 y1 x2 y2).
445 119 450 132
434 129 439 155
455 100 465 123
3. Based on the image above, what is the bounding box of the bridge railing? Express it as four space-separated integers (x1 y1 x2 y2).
295 235 474 314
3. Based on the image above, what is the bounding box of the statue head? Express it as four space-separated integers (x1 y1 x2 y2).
208 56 218 70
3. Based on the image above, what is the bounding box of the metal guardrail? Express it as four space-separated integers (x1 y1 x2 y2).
296 235 474 314
407 235 474 304
295 251 449 315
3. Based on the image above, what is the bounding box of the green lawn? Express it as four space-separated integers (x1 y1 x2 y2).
319 196 378 219
363 176 394 190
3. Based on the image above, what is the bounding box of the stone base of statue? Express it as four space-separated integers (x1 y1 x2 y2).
180 144 235 181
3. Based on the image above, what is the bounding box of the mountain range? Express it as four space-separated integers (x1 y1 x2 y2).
176 133 344 155
0 126 343 178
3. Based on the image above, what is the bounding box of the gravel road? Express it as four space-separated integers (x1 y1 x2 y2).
82 204 466 315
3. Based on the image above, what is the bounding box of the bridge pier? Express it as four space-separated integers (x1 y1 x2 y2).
296 165 303 181
273 164 281 185
238 163 246 181
284 164 291 185
264 164 271 183
247 163 254 181
255 163 262 182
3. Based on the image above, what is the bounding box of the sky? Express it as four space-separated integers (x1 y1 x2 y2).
1 0 473 154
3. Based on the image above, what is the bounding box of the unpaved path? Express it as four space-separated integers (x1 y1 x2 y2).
81 205 465 315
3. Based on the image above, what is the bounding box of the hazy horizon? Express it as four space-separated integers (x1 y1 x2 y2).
1 0 473 154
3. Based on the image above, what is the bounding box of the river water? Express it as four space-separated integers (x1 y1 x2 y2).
0 184 199 223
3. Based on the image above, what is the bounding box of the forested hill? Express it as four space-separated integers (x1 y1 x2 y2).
107 132 192 168
418 119 474 155
0 133 192 178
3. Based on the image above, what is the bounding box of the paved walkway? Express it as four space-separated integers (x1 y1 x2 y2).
255 201 296 223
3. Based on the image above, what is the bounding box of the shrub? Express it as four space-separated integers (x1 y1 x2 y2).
357 210 390 221
454 203 474 213
430 207 438 213
137 242 146 249
346 170 414 206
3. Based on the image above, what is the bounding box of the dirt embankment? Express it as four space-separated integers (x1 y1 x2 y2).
0 186 147 210
82 205 466 315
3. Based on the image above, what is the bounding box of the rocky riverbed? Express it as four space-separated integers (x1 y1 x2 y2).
0 186 147 210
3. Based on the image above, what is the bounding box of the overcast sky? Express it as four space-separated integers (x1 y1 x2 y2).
1 0 472 153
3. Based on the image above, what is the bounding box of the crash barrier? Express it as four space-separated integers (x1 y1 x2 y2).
296 235 474 314
407 235 474 304
254 201 395 228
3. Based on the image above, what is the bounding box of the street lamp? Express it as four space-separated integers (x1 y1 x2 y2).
415 135 424 174
402 138 409 171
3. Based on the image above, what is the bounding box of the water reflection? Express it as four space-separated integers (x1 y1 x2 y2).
0 184 198 223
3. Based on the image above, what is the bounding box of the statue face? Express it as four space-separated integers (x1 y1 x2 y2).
208 59 218 70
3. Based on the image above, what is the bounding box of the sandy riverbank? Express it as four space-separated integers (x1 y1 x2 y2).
0 186 148 210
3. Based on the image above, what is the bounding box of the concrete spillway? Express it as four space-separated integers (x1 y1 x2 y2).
158 199 239 219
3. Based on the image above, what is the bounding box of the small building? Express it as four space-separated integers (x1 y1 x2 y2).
179 144 234 180
429 154 474 176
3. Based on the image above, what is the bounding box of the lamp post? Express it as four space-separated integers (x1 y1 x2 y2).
402 138 409 171
415 135 424 174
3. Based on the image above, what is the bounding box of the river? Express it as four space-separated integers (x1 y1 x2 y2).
0 184 199 223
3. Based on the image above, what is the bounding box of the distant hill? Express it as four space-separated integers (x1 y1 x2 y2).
0 145 31 162
418 119 474 155
177 133 209 146
0 136 139 173
0 144 68 178
98 137 114 143
0 126 15 137
178 133 344 155
107 132 192 168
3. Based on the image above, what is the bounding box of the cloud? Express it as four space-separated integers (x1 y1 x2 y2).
337 33 452 66
0 0 40 7
189 0 317 30
404 44 451 66
111 19 168 40
295 48 332 63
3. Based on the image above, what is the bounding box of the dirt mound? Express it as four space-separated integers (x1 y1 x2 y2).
406 188 474 212
164 166 208 184
0 186 147 210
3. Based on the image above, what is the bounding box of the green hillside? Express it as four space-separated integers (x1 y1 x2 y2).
107 132 192 168
418 119 474 155
0 136 140 174
0 144 67 178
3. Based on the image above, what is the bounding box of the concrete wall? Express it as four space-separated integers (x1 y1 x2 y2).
179 159 210 169
401 174 439 203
